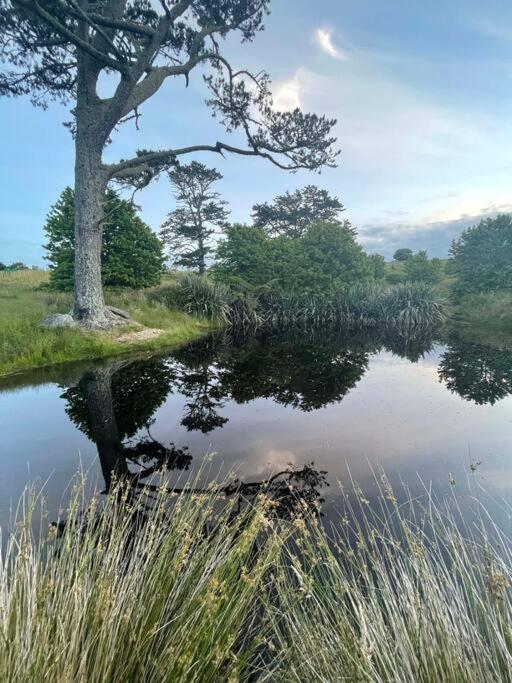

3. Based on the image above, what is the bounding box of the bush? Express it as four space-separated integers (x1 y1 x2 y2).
152 273 231 322
403 250 443 284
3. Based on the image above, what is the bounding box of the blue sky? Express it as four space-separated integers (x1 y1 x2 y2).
2 0 512 265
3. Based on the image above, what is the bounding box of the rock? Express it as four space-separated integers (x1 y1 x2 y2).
41 313 77 328
107 306 131 320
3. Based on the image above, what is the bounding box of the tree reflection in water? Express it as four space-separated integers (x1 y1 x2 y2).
58 327 512 521
439 335 512 405
60 355 328 520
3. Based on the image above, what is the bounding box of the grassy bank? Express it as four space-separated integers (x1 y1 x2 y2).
450 290 512 340
1 475 511 682
0 270 212 376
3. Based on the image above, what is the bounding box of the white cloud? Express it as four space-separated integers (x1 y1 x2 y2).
273 53 512 255
313 28 348 61
272 77 302 111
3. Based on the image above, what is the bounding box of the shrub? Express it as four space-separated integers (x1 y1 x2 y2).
152 272 231 322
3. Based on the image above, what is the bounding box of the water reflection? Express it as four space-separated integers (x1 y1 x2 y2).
60 359 327 519
439 334 512 405
3 327 512 527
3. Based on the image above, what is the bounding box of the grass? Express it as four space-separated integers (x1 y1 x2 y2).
1 473 511 682
157 274 445 334
0 270 212 377
450 290 512 340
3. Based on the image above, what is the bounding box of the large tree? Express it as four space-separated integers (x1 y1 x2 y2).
252 185 344 238
160 161 228 273
44 187 165 289
0 1 338 329
449 214 512 298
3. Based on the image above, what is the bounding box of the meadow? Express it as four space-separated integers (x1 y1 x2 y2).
0 270 211 376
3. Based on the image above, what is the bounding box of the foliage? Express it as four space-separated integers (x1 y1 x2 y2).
369 253 386 279
449 214 512 297
44 188 165 290
252 185 344 238
259 283 444 332
215 221 372 294
160 162 229 274
403 250 443 284
439 335 512 405
0 1 338 178
152 273 231 323
0 270 211 376
394 247 413 261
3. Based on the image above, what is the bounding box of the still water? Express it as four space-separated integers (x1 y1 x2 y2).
1 329 512 529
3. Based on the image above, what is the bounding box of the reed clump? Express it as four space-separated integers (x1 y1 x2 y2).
1 473 511 682
157 273 445 333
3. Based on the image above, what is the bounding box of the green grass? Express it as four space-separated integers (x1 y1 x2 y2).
0 270 212 377
450 290 512 339
1 474 511 682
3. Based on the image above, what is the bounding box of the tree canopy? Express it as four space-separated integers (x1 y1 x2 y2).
44 187 165 290
393 248 413 262
403 250 442 285
449 214 512 297
252 185 344 238
214 220 371 293
161 161 228 273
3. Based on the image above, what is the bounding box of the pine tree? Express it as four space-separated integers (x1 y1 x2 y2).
44 188 165 290
161 162 229 274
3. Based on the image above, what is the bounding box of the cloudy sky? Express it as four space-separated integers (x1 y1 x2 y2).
2 0 512 264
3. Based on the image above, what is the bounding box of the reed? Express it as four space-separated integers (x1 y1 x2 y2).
1 473 510 682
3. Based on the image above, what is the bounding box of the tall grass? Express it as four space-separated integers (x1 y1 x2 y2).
157 275 445 334
261 282 445 332
268 477 512 682
1 473 511 682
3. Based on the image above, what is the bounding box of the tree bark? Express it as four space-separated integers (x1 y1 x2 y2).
72 23 112 330
73 138 111 329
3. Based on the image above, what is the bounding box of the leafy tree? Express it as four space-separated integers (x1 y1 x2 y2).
393 248 413 262
0 1 338 329
214 224 275 290
252 185 344 238
299 221 371 292
439 336 512 405
215 220 371 293
449 214 512 297
0 262 5 271
44 187 165 290
403 250 442 285
161 162 228 274
7 262 29 271
368 253 386 280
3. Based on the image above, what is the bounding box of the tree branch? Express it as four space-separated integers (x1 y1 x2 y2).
14 0 128 73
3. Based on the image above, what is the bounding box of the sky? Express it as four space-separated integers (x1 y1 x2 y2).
2 0 512 265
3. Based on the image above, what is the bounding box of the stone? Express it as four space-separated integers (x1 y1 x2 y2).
40 313 77 328
107 305 132 320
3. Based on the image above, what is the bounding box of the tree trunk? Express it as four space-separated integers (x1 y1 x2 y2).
72 36 112 330
73 139 111 329
83 367 130 492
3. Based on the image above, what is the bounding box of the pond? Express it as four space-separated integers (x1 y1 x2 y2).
1 328 512 531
